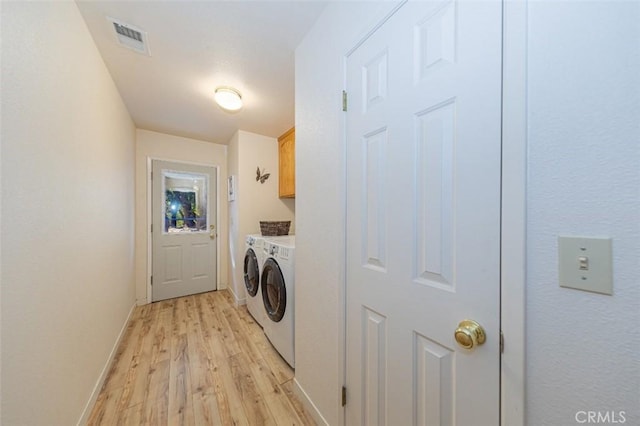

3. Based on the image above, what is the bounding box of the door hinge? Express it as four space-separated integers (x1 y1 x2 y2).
341 385 347 407
150 276 153 286
342 90 348 112
500 331 504 354
150 224 153 233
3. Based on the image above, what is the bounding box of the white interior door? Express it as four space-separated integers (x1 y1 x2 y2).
345 1 502 424
152 160 217 301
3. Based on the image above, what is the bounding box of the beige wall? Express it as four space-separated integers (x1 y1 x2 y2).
1 2 136 424
135 129 228 304
227 130 295 303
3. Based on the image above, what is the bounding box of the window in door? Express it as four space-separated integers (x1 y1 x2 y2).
163 170 209 233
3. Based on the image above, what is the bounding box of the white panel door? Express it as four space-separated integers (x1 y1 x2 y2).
345 1 502 425
152 160 217 301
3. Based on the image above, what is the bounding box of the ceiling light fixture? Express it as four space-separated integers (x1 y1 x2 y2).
214 87 243 111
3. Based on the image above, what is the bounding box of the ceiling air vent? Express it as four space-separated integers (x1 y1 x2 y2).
107 17 150 56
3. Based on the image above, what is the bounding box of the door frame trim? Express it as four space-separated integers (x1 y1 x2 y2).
500 0 527 424
338 1 527 424
146 157 222 303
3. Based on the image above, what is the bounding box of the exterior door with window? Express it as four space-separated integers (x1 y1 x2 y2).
345 0 503 424
152 160 217 301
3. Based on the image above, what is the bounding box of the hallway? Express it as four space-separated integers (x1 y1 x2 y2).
88 291 314 425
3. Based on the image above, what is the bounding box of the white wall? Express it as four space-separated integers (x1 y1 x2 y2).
295 2 399 424
526 1 640 424
1 2 136 425
296 1 640 424
227 130 295 304
135 129 228 304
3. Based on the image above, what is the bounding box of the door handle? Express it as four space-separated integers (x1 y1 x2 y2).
209 225 217 240
454 320 486 350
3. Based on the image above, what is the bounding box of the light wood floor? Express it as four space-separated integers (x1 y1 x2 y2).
88 290 315 425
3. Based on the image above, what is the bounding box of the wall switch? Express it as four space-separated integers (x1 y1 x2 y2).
558 236 613 295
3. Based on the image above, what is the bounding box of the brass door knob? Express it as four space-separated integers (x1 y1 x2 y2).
454 320 486 350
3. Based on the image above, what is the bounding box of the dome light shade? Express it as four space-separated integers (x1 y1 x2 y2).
214 87 243 111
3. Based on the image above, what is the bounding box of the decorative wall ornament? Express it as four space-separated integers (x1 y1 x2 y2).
256 166 270 184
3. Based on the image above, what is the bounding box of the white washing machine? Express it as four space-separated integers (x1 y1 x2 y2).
243 234 266 327
261 236 295 367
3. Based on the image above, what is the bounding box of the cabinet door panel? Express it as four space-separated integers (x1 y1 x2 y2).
278 127 295 198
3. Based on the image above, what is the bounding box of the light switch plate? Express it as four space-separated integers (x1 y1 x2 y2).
558 236 613 295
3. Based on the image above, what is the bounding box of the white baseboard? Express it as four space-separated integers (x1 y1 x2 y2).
76 302 137 426
293 378 330 426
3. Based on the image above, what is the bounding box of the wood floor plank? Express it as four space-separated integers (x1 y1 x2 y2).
101 307 144 391
137 303 172 425
281 379 318 426
142 397 169 426
235 304 294 385
250 357 308 426
117 303 157 410
210 300 243 358
229 352 276 426
87 386 124 426
88 289 313 426
192 391 223 426
235 304 264 334
169 332 194 425
186 306 216 395
206 327 251 426
173 297 190 337
195 294 246 425
140 358 170 425
253 329 295 385
117 402 143 426
150 299 174 365
223 306 264 363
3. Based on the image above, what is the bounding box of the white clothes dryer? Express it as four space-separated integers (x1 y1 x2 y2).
243 234 266 327
260 235 294 267
261 236 295 367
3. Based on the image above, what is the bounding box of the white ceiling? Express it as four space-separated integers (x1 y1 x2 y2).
76 1 327 144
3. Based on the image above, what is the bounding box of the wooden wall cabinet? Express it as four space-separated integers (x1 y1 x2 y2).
278 127 295 198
